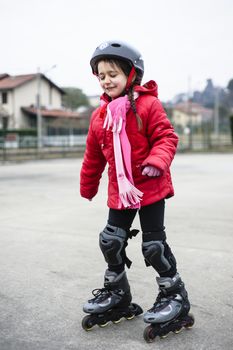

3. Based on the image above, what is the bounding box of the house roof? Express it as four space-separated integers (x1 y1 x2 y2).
0 74 35 89
174 102 211 114
0 73 65 94
22 106 82 119
0 73 9 80
173 102 213 119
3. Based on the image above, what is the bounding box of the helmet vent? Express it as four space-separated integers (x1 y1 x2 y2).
111 43 121 48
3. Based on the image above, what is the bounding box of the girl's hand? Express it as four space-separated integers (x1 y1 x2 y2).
142 165 161 177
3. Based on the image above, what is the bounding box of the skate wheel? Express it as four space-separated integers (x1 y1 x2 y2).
185 325 193 330
131 303 143 316
126 314 135 320
173 327 182 334
184 313 195 329
98 321 109 328
82 315 94 331
113 318 123 324
160 333 168 339
143 325 156 343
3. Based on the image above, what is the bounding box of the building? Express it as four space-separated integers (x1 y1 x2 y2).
88 95 100 108
172 102 213 132
0 73 92 136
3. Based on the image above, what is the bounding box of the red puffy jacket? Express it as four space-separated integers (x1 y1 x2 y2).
80 80 178 209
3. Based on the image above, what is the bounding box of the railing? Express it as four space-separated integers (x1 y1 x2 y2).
0 135 87 161
177 133 232 151
0 133 232 162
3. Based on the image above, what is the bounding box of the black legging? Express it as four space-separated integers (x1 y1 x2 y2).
106 200 177 276
108 199 165 234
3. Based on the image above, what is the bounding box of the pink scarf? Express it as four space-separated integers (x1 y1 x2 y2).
102 95 143 209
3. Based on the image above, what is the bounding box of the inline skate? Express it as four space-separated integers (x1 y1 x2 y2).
143 273 194 342
82 270 143 330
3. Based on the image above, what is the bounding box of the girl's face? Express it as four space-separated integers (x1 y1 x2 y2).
97 61 128 99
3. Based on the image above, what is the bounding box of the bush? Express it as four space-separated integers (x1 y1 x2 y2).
0 129 37 137
229 115 233 143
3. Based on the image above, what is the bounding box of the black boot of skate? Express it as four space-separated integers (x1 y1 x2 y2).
143 273 194 342
82 270 143 330
83 270 132 314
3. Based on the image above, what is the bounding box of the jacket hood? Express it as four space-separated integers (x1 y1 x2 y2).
134 80 158 97
100 80 158 104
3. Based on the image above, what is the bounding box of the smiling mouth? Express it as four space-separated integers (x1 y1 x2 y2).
106 86 115 91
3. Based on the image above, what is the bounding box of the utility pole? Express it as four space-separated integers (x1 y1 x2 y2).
187 76 193 150
214 88 219 138
36 65 57 149
36 67 42 149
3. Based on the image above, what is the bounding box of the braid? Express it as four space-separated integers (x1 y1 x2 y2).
128 86 143 130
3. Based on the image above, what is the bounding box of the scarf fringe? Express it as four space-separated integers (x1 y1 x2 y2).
118 175 143 209
105 105 123 133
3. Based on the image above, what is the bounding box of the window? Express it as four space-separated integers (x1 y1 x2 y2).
2 92 8 104
2 116 8 130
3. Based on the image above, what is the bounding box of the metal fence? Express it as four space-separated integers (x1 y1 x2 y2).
177 132 232 151
0 135 87 161
0 132 232 162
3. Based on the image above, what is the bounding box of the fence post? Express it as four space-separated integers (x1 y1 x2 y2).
230 115 233 144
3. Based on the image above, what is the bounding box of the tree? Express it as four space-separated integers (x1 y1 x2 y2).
227 79 233 93
62 87 90 110
225 79 233 108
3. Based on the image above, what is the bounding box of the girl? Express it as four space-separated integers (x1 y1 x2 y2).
80 40 191 332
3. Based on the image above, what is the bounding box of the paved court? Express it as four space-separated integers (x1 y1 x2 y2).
0 153 233 350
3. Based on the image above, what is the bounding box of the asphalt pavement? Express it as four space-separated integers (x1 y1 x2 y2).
0 153 233 350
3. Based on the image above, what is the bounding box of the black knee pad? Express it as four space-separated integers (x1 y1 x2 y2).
99 225 127 266
142 240 177 274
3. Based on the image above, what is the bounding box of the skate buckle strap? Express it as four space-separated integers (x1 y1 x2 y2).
92 288 106 296
91 288 110 302
123 229 140 268
127 229 140 239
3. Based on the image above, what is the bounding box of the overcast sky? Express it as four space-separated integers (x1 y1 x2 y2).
1 0 233 101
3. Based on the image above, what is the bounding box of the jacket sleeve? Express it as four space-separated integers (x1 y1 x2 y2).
80 113 107 200
142 99 178 173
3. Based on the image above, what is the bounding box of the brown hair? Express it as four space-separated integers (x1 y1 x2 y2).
127 78 143 130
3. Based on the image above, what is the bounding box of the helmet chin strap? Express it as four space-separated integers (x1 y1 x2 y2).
125 67 136 91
